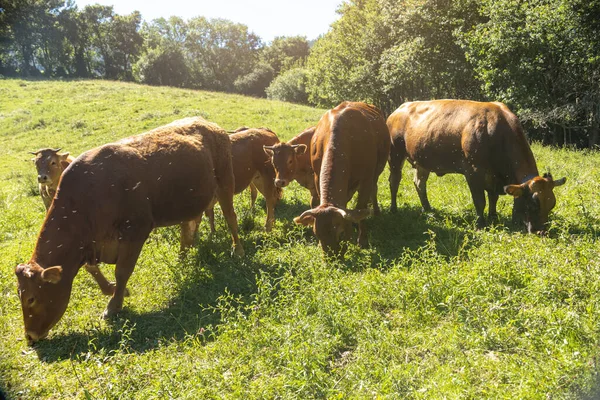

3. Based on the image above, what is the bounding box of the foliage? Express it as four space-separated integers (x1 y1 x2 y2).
266 67 309 104
1 79 600 398
260 35 310 76
233 62 274 97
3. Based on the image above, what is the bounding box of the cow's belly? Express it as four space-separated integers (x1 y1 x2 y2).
406 134 467 175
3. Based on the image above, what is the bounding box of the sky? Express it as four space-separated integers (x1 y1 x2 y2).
74 0 342 43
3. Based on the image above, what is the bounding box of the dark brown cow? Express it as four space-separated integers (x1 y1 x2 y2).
294 102 390 256
30 148 74 210
263 126 319 207
387 99 566 232
15 117 244 344
205 127 281 232
31 148 127 299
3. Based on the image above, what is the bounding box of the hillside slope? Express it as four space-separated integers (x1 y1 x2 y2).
1 79 600 399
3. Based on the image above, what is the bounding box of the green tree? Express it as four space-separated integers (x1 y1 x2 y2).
266 67 308 103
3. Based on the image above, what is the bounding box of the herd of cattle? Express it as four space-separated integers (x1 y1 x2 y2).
15 99 566 344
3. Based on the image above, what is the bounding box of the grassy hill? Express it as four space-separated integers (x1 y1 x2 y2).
1 79 600 399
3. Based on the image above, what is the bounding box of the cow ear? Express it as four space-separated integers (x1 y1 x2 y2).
41 266 62 284
553 177 566 187
504 184 526 198
294 210 315 226
59 152 70 159
294 144 307 155
342 208 372 222
263 146 274 157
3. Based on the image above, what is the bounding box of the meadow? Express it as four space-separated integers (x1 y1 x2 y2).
1 79 600 399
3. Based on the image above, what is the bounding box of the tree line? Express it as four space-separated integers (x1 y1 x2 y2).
1 0 599 148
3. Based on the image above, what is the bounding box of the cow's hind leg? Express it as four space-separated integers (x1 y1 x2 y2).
249 183 258 210
205 208 216 234
253 175 277 232
85 264 129 297
414 166 432 212
102 238 147 319
466 175 487 229
180 220 198 252
487 190 499 222
216 187 245 257
389 140 407 213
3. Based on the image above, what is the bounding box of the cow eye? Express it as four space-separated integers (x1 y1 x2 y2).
50 161 57 166
27 297 35 305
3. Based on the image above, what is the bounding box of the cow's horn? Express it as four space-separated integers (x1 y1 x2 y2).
51 148 62 153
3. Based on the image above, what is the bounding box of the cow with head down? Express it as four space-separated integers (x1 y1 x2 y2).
16 117 244 344
294 102 390 256
30 148 74 210
387 99 566 233
263 126 319 208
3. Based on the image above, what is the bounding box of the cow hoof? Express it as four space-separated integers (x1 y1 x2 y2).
475 218 487 230
232 244 245 257
390 205 398 213
101 307 120 320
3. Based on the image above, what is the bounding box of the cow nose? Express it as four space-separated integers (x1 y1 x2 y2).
25 330 46 344
274 179 288 188
38 175 48 183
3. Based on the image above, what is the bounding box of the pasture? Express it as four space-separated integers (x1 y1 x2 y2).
1 79 600 399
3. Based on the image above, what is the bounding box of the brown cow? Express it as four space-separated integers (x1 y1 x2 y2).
387 99 566 233
15 117 244 344
294 102 390 256
31 148 126 298
30 148 74 210
263 126 319 207
205 127 282 232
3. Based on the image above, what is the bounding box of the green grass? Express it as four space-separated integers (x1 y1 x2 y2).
1 78 600 399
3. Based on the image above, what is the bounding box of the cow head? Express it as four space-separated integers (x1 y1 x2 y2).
294 205 371 256
30 148 70 187
504 173 566 234
15 262 72 344
264 143 307 188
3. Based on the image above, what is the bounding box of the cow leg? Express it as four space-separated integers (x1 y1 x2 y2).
253 175 277 232
309 187 319 208
249 183 258 210
389 149 406 213
414 167 432 212
371 174 381 216
180 220 198 252
355 183 373 248
85 264 130 297
487 190 499 222
216 187 245 257
205 208 216 234
102 239 146 319
466 175 487 229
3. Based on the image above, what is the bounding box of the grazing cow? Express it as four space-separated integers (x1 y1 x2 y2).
30 148 74 210
263 126 319 207
387 99 566 232
31 148 125 298
15 117 244 344
205 127 282 232
294 102 390 256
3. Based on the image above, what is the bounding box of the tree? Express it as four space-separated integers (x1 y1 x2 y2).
266 67 309 104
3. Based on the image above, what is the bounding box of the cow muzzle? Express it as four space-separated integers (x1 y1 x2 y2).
25 330 47 345
37 175 50 184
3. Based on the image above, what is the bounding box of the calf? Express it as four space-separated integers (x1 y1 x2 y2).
294 102 390 256
30 148 74 210
263 126 319 207
15 117 244 344
387 99 566 232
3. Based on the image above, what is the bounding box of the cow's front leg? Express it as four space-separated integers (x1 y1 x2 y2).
85 264 129 297
466 175 486 229
414 167 432 212
487 190 499 222
102 239 146 319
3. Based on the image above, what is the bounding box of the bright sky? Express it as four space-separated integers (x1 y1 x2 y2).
74 0 342 43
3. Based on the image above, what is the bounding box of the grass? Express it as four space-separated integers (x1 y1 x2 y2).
1 78 600 399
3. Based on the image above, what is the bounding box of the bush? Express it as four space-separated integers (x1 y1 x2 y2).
234 63 275 97
133 47 190 87
266 68 308 104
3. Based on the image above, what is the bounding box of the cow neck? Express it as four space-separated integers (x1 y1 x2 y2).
511 145 539 184
31 201 86 278
319 139 349 207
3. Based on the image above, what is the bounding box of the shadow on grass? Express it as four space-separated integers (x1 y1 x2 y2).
32 237 270 363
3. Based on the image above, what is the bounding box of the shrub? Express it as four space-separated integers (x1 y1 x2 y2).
234 62 275 97
266 68 309 104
